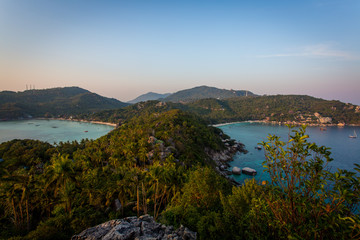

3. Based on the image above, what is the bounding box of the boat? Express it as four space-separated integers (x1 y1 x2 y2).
255 145 262 150
320 127 327 131
349 130 357 138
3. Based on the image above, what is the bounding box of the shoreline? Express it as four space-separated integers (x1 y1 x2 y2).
213 120 360 127
3 118 360 128
212 120 264 127
35 118 117 127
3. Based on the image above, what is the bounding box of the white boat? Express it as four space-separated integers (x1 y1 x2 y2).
349 130 357 138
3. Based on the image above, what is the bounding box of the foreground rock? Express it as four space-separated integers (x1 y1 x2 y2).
71 214 196 240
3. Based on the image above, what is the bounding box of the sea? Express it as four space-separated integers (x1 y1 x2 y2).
0 119 114 145
217 122 360 183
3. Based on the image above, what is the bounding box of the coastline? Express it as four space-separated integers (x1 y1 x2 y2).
36 118 117 127
3 117 359 128
213 120 360 127
212 120 264 127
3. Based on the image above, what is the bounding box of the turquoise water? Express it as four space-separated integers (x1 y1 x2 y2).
0 119 114 144
218 122 360 183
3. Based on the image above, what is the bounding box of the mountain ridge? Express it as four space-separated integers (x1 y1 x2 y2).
127 92 171 104
0 86 129 120
163 85 256 102
127 86 256 104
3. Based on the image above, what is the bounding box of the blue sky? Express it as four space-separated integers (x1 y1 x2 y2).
1 0 360 104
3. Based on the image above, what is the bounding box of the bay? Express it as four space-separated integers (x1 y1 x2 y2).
218 122 360 183
0 119 114 144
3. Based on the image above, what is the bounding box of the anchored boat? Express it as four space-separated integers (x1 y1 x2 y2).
349 130 357 138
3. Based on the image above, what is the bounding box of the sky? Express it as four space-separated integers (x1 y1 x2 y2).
1 0 360 104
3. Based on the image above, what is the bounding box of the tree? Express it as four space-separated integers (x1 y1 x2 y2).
260 125 360 239
45 154 76 214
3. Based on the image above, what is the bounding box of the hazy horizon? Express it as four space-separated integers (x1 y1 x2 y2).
1 0 360 104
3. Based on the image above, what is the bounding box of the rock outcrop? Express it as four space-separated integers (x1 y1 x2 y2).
71 214 196 240
206 138 248 186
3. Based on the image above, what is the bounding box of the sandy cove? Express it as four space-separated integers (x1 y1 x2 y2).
36 118 117 127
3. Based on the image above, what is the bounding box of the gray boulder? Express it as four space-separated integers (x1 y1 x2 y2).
232 166 242 175
242 167 257 176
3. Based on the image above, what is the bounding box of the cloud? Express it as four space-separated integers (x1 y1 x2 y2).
258 44 358 60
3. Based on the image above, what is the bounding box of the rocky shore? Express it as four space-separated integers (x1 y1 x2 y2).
206 138 248 186
71 214 196 240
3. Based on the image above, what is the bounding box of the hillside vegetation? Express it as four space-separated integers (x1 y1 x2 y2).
127 92 171 104
1 110 359 239
0 87 129 120
84 95 360 125
3 86 358 125
186 95 360 124
0 110 227 239
163 85 255 103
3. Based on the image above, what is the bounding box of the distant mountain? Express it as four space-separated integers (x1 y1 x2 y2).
164 86 256 102
0 87 129 120
127 92 171 104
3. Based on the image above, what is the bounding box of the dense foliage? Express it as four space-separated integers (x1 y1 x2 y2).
1 109 359 239
77 100 186 125
0 110 226 239
0 87 128 120
259 126 360 239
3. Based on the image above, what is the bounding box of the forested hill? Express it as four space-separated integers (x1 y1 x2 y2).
185 95 360 124
0 109 229 239
163 85 256 102
0 87 129 120
127 92 171 104
84 95 360 125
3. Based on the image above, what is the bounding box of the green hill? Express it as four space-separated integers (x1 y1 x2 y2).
127 92 171 104
0 109 228 239
185 95 360 124
0 87 129 120
84 95 360 125
163 85 256 102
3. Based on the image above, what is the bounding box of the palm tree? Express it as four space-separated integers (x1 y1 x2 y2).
44 154 76 213
0 168 34 230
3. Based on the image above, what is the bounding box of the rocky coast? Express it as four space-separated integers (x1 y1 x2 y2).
206 137 248 186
